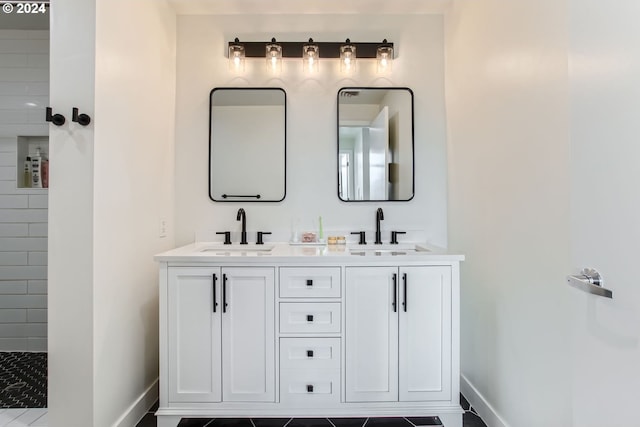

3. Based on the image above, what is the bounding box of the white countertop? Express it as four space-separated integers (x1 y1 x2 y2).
155 241 465 264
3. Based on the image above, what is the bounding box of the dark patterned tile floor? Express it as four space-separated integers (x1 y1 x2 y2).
137 395 487 427
0 352 47 408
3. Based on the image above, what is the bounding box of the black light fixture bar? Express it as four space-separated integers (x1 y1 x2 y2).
228 40 394 59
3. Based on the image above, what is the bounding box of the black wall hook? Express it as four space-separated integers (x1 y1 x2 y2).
72 108 91 126
46 107 65 126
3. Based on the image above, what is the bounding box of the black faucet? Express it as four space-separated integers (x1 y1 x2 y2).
375 207 384 244
236 208 247 244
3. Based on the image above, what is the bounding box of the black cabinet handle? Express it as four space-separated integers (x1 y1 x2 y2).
402 273 407 312
307 385 314 393
46 107 65 126
392 273 397 312
72 107 91 126
306 279 313 287
307 314 314 322
307 350 314 358
222 274 228 313
212 274 218 313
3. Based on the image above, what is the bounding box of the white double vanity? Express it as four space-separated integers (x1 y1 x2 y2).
155 242 464 427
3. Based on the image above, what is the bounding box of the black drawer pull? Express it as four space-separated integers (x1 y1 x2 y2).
307 350 314 358
307 314 314 322
307 384 314 393
306 279 313 287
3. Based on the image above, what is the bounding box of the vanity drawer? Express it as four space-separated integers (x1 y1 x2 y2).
279 267 341 298
280 369 340 405
279 303 341 334
280 338 340 371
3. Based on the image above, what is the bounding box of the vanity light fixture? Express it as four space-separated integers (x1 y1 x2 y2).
376 39 393 73
266 38 282 73
340 39 357 73
228 38 245 72
227 38 393 74
302 38 319 73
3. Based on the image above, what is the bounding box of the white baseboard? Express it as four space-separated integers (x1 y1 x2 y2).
114 378 159 427
460 374 509 427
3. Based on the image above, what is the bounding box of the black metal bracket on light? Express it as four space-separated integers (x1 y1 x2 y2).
228 38 394 59
72 107 91 126
45 107 65 126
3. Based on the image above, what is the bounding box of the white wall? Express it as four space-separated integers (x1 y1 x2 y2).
0 29 49 351
92 0 176 425
175 14 448 246
446 1 572 426
49 0 176 425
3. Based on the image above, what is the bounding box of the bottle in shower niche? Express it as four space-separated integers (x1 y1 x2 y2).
41 150 49 188
23 157 31 188
31 148 42 188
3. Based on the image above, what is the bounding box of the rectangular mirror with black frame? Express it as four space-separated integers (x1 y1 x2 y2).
337 87 414 202
209 87 286 202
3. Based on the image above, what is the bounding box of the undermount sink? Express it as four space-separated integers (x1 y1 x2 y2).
199 244 274 255
349 245 430 256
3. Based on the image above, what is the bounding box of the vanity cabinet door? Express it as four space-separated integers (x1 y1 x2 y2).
399 266 452 402
345 266 399 402
221 267 276 402
168 267 222 403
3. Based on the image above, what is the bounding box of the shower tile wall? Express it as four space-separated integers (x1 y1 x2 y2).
0 29 49 351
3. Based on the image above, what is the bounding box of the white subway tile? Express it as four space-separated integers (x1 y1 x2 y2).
27 108 47 123
0 30 48 40
0 53 27 67
27 280 46 294
28 222 47 236
0 209 48 222
0 95 48 109
0 166 16 180
0 265 47 280
0 82 49 96
28 194 47 208
0 136 17 150
0 67 48 81
0 252 28 266
0 294 46 308
28 252 46 266
0 237 47 251
0 195 28 208
0 39 49 54
0 224 28 237
0 182 15 193
0 280 27 294
0 337 27 351
0 323 46 337
0 123 49 136
0 110 28 124
26 308 46 323
26 54 49 68
0 309 26 323
0 152 13 166
27 337 46 351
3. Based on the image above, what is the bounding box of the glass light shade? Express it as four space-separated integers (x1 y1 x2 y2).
266 40 282 73
302 40 319 73
340 42 356 73
376 44 393 73
228 40 245 72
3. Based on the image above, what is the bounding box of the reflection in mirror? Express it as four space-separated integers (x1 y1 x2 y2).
337 87 414 201
209 88 286 202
